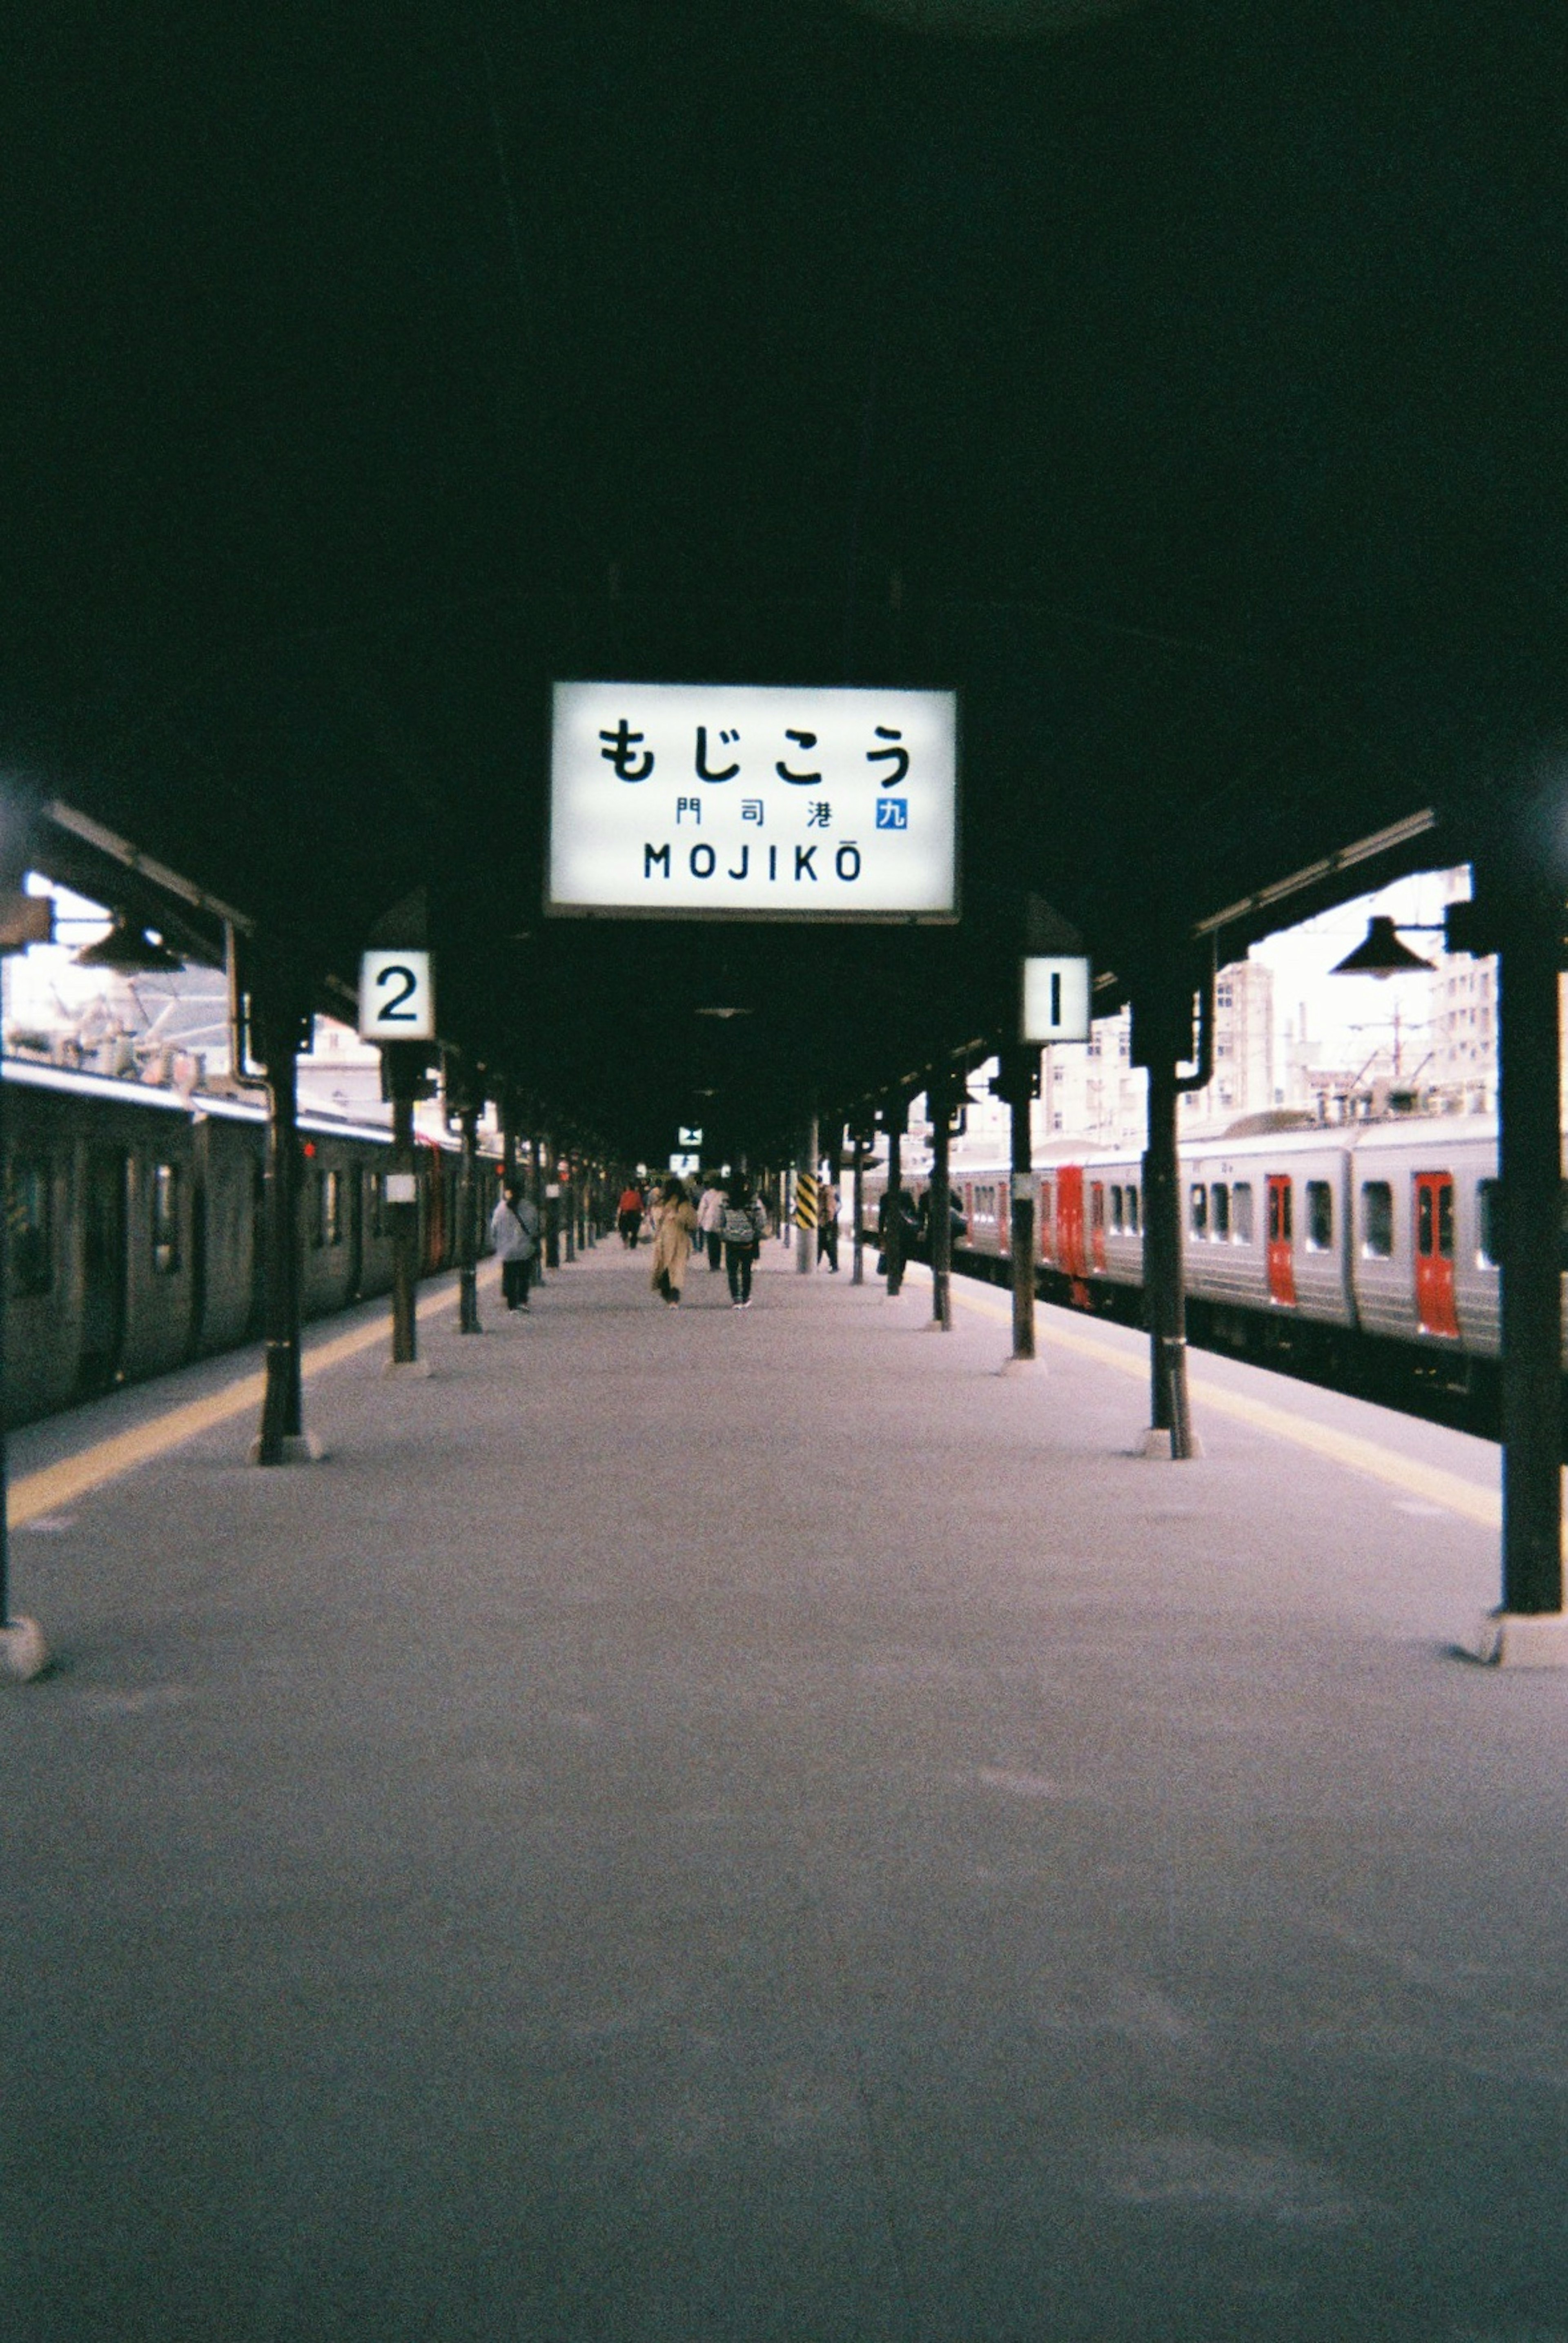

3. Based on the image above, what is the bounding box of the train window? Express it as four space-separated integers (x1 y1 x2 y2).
1210 1183 1230 1240
1110 1185 1123 1233
316 1169 343 1247
1477 1179 1500 1266
1126 1184 1140 1233
1232 1182 1254 1244
1090 1183 1105 1231
1416 1183 1433 1256
151 1162 180 1275
367 1165 385 1240
1040 1179 1053 1222
1360 1181 1394 1259
1305 1181 1333 1252
1437 1182 1454 1259
7 1157 52 1297
1189 1184 1207 1238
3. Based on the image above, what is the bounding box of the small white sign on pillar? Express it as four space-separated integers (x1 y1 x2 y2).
1021 955 1091 1044
359 950 436 1042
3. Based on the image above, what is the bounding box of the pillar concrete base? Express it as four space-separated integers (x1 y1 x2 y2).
1465 1609 1568 1668
383 1358 434 1380
249 1430 328 1465
920 1316 952 1333
1141 1427 1205 1460
997 1355 1049 1377
0 1618 50 1683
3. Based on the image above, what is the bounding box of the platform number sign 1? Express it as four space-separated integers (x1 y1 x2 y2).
359 949 436 1042
1021 954 1091 1045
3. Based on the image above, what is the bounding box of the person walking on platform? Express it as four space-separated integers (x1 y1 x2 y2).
722 1179 766 1307
617 1180 645 1248
490 1181 541 1311
650 1178 698 1305
817 1173 839 1272
697 1176 726 1270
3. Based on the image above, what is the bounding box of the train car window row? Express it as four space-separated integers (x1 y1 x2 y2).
1108 1184 1140 1234
7 1157 53 1297
1187 1179 1250 1243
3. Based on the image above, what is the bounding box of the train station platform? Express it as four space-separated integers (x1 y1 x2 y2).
3 1236 1565 2342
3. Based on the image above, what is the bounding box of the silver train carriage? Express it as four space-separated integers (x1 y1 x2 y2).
863 1113 1547 1383
2 1060 497 1425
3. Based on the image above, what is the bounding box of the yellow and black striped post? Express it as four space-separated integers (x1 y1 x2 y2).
795 1115 819 1274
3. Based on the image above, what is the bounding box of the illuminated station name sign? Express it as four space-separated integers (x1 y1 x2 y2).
547 682 958 921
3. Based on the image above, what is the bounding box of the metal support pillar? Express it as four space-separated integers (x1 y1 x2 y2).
928 1074 953 1329
797 1114 817 1274
255 989 309 1456
999 1048 1041 1362
1140 1046 1192 1457
457 1104 481 1333
1494 864 1564 1619
1131 960 1212 1457
884 1107 907 1297
528 1135 546 1285
543 1136 561 1268
564 1154 577 1262
390 1088 419 1365
851 1134 866 1285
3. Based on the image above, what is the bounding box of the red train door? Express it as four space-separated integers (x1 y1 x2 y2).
1414 1171 1459 1337
1089 1180 1106 1272
1266 1174 1296 1306
1057 1165 1086 1279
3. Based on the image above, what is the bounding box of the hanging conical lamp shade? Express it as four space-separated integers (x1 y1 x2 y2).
74 918 185 972
1330 916 1434 979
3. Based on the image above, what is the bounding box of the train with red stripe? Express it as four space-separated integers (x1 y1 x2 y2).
869 1111 1531 1399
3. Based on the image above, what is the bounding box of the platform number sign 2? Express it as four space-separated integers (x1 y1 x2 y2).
359 950 436 1042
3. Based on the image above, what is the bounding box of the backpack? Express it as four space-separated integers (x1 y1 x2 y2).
722 1204 758 1247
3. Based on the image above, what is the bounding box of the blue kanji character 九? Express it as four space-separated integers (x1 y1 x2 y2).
695 726 741 782
875 798 908 831
867 725 909 787
775 729 821 785
599 719 655 781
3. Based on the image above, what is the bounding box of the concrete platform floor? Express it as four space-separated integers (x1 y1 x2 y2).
2 1238 1566 2343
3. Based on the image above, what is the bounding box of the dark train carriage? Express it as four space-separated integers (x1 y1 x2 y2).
3 1061 496 1430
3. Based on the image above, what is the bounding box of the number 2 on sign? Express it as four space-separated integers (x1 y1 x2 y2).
358 948 434 1041
377 964 419 1020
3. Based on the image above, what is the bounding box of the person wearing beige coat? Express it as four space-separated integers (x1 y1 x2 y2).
649 1181 699 1304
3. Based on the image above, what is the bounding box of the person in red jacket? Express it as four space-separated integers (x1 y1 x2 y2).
617 1183 646 1248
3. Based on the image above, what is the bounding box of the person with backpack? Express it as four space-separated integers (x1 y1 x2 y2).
490 1180 541 1311
722 1177 767 1308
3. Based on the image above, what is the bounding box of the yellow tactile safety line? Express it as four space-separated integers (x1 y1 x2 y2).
900 1265 1509 1533
9 1268 502 1527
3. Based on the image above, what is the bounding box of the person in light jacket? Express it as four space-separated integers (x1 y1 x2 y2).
649 1179 699 1305
490 1181 541 1310
696 1178 726 1270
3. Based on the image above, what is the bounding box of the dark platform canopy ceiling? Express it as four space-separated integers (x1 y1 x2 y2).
4 0 1567 1156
